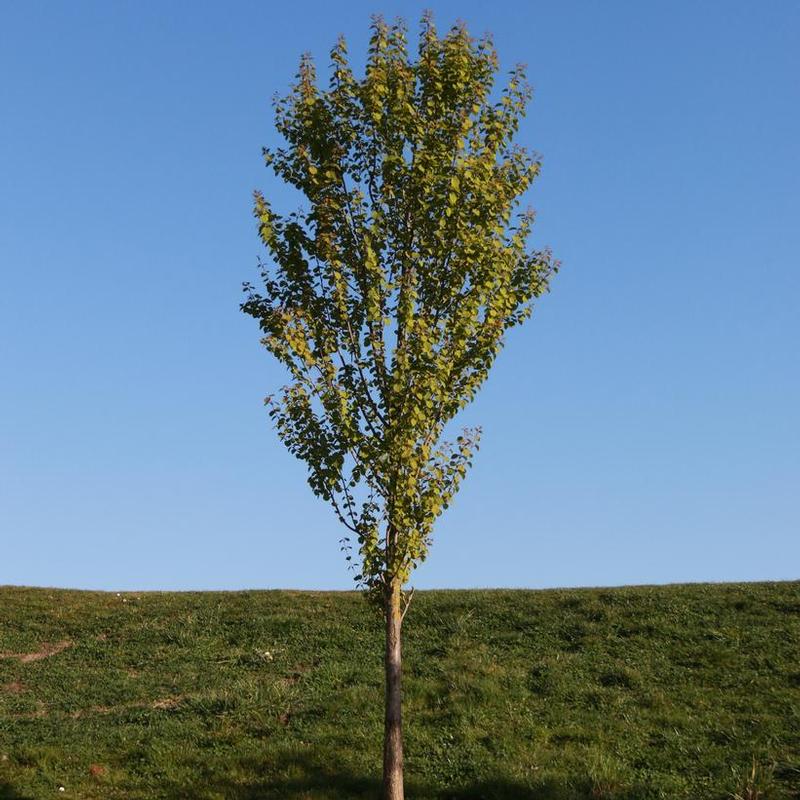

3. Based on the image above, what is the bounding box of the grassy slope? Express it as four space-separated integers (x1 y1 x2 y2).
0 582 799 800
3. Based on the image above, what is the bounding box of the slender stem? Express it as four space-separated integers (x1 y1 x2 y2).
382 576 404 800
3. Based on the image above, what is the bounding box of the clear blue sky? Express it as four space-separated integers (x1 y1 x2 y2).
1 1 798 591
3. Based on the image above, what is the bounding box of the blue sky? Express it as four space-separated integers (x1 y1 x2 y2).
1 1 798 591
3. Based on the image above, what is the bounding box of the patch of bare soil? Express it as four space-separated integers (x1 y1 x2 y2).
66 695 184 719
70 705 113 719
0 640 73 663
151 696 182 710
11 701 47 719
13 693 187 720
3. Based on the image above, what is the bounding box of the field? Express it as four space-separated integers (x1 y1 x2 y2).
1 582 799 799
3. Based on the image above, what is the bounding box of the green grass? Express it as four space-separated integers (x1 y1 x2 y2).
1 582 799 799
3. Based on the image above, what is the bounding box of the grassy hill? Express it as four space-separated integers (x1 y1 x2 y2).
1 582 798 799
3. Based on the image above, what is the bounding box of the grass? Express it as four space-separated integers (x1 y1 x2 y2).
1 581 799 799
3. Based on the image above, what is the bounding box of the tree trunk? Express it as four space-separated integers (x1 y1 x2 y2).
382 577 404 800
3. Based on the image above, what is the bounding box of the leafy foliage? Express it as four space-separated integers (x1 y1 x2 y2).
242 15 556 592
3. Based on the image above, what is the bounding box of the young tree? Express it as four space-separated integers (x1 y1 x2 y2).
242 15 556 799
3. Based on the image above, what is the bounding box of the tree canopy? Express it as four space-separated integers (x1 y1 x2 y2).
242 14 556 597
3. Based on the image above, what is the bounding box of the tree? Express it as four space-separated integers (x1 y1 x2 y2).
242 14 556 799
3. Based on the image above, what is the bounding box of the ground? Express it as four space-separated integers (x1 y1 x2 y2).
1 582 798 799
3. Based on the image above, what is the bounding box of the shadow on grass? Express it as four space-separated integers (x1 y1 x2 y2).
157 752 596 800
0 783 34 800
0 762 637 799
161 776 554 799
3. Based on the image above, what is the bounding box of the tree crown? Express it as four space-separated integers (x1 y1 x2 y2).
243 14 556 595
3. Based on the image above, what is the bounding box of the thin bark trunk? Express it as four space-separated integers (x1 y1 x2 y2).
382 577 404 800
